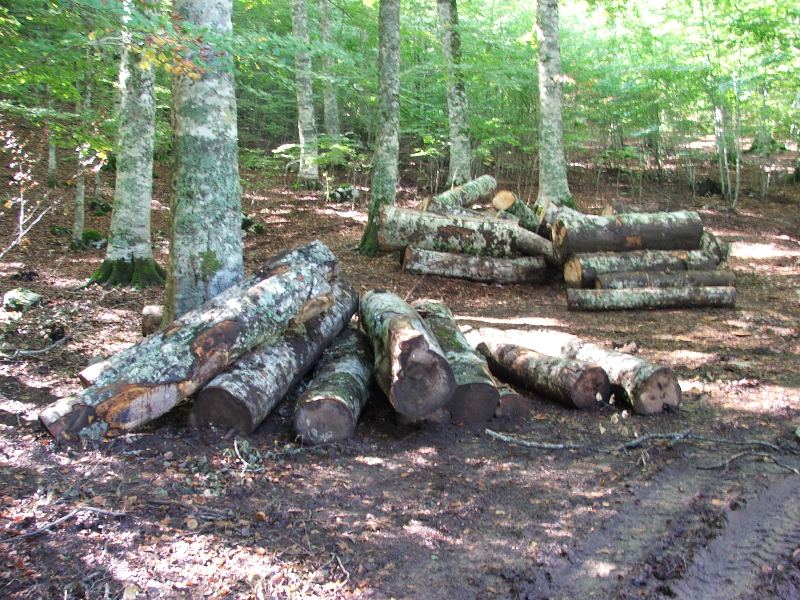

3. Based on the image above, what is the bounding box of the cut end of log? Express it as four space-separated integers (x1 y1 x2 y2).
78 359 109 388
632 367 682 415
191 388 257 434
447 383 500 424
563 257 584 288
573 366 611 409
294 398 356 444
495 389 530 420
391 330 455 419
492 190 517 211
141 304 164 337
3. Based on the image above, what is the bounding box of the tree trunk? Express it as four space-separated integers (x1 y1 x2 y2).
403 247 545 284
294 327 373 444
379 205 555 261
71 165 85 248
477 341 609 409
191 276 356 434
413 299 498 423
39 242 338 441
495 385 530 420
47 95 57 188
595 270 735 290
564 249 719 288
318 0 341 137
436 0 470 186
551 210 704 263
426 175 495 213
141 304 164 336
360 290 454 419
292 0 319 187
166 0 243 321
566 287 736 311
359 0 400 255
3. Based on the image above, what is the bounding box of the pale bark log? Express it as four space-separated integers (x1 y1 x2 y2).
413 299 498 423
595 270 735 290
294 327 373 444
403 247 545 284
292 0 319 185
532 198 581 239
40 242 338 441
318 0 341 136
428 175 495 212
360 290 454 419
567 287 736 311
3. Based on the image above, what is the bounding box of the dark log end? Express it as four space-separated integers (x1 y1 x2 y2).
392 334 455 419
495 392 530 420
191 388 256 434
634 368 682 415
573 366 611 409
40 402 96 443
448 383 500 423
294 399 356 444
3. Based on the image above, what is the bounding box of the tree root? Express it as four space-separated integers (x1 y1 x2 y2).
89 257 166 288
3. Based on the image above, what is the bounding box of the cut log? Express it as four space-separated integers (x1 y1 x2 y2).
403 247 545 284
552 210 704 262
190 278 357 434
413 299 499 423
78 359 110 388
142 305 163 337
563 249 719 288
360 290 455 419
39 241 338 441
700 231 730 263
476 341 609 409
492 191 540 232
495 385 530 420
378 205 555 262
426 175 497 212
294 327 373 444
567 287 737 311
531 198 582 238
595 270 735 290
424 204 483 218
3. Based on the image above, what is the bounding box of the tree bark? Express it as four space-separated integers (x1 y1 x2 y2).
292 0 319 187
78 360 110 388
360 290 454 419
551 210 704 263
47 95 57 188
564 249 719 288
318 0 341 137
359 0 400 255
403 247 545 284
436 0 470 186
294 327 373 444
413 299 498 423
567 287 736 311
379 205 555 261
39 242 338 441
532 198 581 239
477 340 609 409
595 270 735 290
427 175 495 213
166 0 243 322
191 277 356 434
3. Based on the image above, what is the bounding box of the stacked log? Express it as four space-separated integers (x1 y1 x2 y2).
424 174 497 214
403 248 545 284
567 287 736 311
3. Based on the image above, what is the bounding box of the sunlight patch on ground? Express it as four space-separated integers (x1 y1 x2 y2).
730 241 800 260
581 559 618 578
0 393 39 420
312 207 368 224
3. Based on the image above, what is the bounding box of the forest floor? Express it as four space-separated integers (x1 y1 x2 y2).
0 157 799 599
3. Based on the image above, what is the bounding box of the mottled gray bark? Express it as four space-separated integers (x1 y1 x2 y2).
426 175 495 212
595 270 735 290
566 287 737 311
294 327 373 444
436 0 470 186
413 299 498 423
47 95 57 188
166 0 243 321
71 166 85 247
40 242 337 442
359 0 400 254
292 0 319 186
700 231 730 263
318 0 341 136
403 247 545 284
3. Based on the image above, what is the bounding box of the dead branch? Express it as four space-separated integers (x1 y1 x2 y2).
4 335 72 360
698 451 800 475
485 429 587 451
0 506 126 544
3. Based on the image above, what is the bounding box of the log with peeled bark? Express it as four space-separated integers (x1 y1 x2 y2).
413 299 499 423
476 340 609 409
566 287 737 311
190 278 357 434
378 205 555 263
564 249 719 288
495 385 530 420
551 210 704 263
360 290 455 419
39 241 338 442
294 327 373 444
595 270 735 290
403 247 546 284
426 174 497 212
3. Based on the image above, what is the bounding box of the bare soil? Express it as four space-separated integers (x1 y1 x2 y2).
0 156 799 599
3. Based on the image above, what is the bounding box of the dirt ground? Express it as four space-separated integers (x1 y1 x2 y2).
0 156 799 599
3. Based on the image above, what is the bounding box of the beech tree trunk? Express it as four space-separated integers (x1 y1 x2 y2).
427 175 496 212
595 270 735 290
564 249 719 288
294 327 373 444
39 242 338 441
291 0 319 187
191 277 356 434
318 0 341 136
567 287 737 311
379 205 555 261
413 299 498 423
477 340 609 409
551 210 704 263
403 248 545 284
360 290 455 419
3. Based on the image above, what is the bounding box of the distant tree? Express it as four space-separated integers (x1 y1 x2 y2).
318 0 341 137
291 0 319 187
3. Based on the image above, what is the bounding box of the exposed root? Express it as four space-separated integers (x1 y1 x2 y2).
89 257 166 288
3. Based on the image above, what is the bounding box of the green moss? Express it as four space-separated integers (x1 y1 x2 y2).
89 257 166 288
199 250 222 278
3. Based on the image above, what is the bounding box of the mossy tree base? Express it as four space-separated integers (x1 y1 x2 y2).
90 257 166 288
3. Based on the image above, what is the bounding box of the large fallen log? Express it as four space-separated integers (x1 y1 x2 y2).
403 247 545 284
564 249 719 288
190 278 357 434
360 290 455 419
595 270 735 290
378 205 555 262
567 287 737 311
294 327 373 444
477 340 609 409
39 241 338 442
424 175 496 213
413 299 499 423
552 210 704 263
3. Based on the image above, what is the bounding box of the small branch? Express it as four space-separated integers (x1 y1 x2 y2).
4 335 72 360
618 430 691 451
0 506 126 544
698 451 800 475
485 429 587 451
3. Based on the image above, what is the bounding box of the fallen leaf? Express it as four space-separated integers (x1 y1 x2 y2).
185 517 199 530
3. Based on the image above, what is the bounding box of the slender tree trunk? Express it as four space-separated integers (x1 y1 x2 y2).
166 0 243 321
46 95 57 188
292 0 319 187
71 86 90 249
318 0 341 137
436 0 470 186
359 0 400 255
714 104 731 200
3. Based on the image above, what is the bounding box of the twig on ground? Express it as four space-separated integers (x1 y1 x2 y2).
3 335 72 360
335 553 350 588
698 451 800 475
0 506 126 543
485 429 587 451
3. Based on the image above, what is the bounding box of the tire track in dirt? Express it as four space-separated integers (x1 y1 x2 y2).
672 474 800 600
